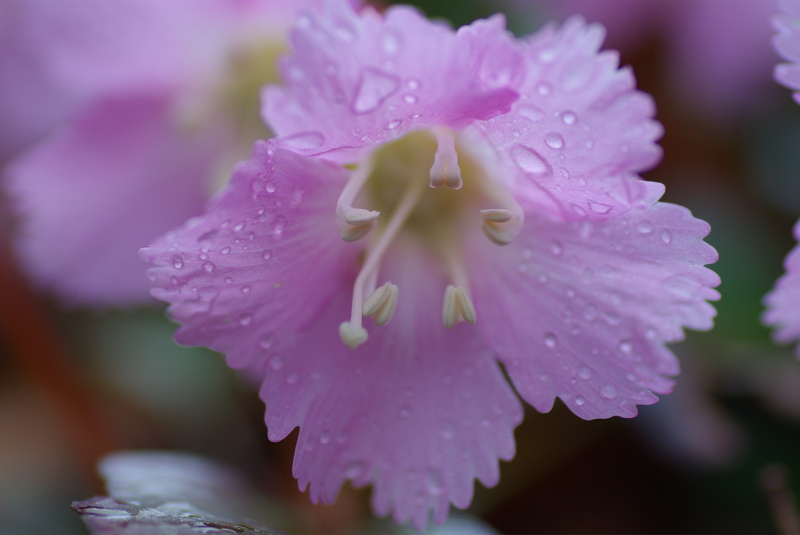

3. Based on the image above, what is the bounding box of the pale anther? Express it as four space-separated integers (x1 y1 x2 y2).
337 162 379 241
363 282 399 326
481 209 517 245
442 285 477 329
429 128 462 189
339 322 369 349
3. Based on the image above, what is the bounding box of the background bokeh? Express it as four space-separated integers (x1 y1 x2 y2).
2 0 800 533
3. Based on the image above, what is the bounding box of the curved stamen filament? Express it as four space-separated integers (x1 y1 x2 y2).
429 128 463 189
478 184 524 246
337 161 380 241
339 177 425 348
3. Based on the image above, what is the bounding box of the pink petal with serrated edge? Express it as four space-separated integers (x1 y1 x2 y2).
764 221 800 356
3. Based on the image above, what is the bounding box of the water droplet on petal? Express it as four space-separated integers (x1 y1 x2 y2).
387 119 402 130
238 313 253 326
427 469 445 495
582 304 597 321
440 421 455 440
619 339 633 354
241 285 251 294
285 373 299 385
268 355 283 370
400 405 411 418
280 131 325 150
661 230 672 244
403 94 417 104
265 181 276 194
536 82 552 96
545 132 565 149
224 277 233 284
578 367 592 380
320 430 331 444
636 221 654 234
172 255 184 269
575 396 586 406
345 461 365 479
544 332 558 349
353 68 400 113
406 78 420 90
220 247 231 255
601 385 617 399
562 111 577 125
550 240 563 256
512 145 552 176
588 201 612 214
381 31 401 55
516 104 545 122
203 262 215 273
259 333 274 349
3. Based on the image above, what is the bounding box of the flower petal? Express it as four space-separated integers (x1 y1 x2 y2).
469 200 720 420
479 16 663 221
764 220 800 356
259 240 522 530
775 0 800 102
8 95 223 305
263 0 522 162
142 141 358 369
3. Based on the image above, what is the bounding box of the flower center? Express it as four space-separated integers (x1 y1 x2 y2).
337 129 523 348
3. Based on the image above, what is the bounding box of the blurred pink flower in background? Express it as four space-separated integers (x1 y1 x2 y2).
514 0 777 119
764 0 800 355
142 1 720 528
1 0 351 305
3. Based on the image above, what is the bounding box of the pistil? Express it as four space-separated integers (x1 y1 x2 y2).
339 177 426 348
429 128 463 189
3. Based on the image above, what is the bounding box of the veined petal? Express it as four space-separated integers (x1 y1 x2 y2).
141 142 359 369
8 95 223 305
764 220 800 356
258 240 522 530
263 0 522 162
479 16 663 221
469 200 719 420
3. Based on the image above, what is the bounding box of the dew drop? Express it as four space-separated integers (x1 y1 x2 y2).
601 385 617 399
619 339 633 354
578 367 592 380
203 262 215 273
399 405 411 418
440 421 455 440
387 119 402 130
268 355 283 370
536 82 552 96
285 373 299 386
645 328 658 341
220 247 231 255
265 181 276 193
353 68 400 113
280 131 325 150
171 255 184 269
262 249 272 260
661 230 672 244
562 111 577 125
545 132 565 149
636 221 654 234
511 145 551 176
320 430 331 444
272 216 286 237
403 94 417 104
345 461 365 479
427 470 445 495
224 277 233 284
238 313 253 326
582 304 597 321
516 104 545 123
406 78 420 90
575 396 586 406
241 285 251 294
549 240 563 256
259 333 274 349
588 201 612 214
544 332 558 349
381 31 401 55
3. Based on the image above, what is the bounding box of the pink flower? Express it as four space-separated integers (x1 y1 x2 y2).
142 2 719 529
765 0 800 355
2 0 351 305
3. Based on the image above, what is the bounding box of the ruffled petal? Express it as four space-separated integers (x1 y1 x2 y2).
263 0 522 162
142 142 359 369
258 240 522 530
478 16 663 221
8 95 224 305
468 198 719 420
764 220 800 356
774 0 800 102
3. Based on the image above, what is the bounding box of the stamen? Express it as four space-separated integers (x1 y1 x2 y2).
442 285 477 329
339 178 425 348
429 128 462 189
363 282 399 326
337 161 380 241
478 198 524 246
